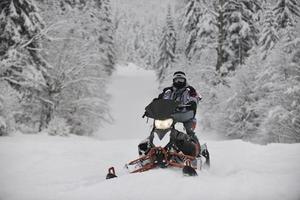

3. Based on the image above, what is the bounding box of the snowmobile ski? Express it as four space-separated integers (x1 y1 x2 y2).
106 167 118 179
182 160 198 176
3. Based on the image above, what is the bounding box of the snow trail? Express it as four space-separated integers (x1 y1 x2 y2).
97 63 158 140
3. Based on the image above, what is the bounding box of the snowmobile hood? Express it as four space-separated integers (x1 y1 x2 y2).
144 99 180 120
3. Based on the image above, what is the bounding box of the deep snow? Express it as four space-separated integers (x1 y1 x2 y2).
96 64 158 140
0 64 300 200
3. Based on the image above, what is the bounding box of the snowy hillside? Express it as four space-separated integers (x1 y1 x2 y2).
1 65 300 200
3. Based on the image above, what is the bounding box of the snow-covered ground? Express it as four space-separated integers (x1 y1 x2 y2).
1 64 300 200
96 63 158 140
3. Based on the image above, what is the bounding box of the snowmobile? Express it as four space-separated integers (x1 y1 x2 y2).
106 99 210 179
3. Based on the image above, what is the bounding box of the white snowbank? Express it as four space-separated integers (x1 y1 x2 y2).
0 134 299 200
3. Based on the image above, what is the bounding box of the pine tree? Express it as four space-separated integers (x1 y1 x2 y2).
97 0 116 75
185 2 217 59
196 9 217 49
257 34 300 143
0 0 46 84
156 6 176 83
0 0 53 132
222 0 260 71
273 0 300 29
182 0 202 58
281 19 298 49
215 0 227 72
259 9 279 60
215 17 300 143
183 0 261 73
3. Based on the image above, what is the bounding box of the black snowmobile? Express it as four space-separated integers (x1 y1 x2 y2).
106 99 210 179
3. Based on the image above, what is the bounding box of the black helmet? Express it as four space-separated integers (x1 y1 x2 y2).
173 71 186 89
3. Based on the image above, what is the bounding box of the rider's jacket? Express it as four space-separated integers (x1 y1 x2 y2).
158 85 201 112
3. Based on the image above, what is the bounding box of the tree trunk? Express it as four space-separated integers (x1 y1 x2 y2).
216 0 225 72
38 90 54 132
39 102 53 132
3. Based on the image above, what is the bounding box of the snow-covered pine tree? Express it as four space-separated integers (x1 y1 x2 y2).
214 49 262 141
58 0 87 10
156 6 177 83
259 9 279 60
214 0 227 72
97 0 116 75
182 0 202 58
223 0 260 71
214 15 300 143
182 0 217 60
0 0 46 85
35 0 112 135
187 0 260 73
108 0 167 69
257 33 300 143
0 0 53 132
273 0 300 29
195 8 217 52
281 19 298 53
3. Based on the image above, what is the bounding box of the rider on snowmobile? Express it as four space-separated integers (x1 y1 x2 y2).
158 71 201 140
139 71 202 157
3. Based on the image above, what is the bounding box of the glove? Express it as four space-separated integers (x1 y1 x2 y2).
187 101 197 113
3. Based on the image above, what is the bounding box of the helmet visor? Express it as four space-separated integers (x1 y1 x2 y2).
173 77 186 84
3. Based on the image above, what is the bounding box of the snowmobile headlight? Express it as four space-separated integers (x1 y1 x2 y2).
154 118 173 129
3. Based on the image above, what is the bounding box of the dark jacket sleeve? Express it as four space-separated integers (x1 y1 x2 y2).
187 86 202 102
158 87 173 99
185 86 201 115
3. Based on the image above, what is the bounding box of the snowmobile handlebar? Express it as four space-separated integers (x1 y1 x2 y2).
142 104 192 118
177 104 191 108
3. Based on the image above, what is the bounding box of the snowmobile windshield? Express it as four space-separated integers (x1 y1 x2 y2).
144 99 179 120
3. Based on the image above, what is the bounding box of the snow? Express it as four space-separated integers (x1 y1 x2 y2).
0 116 6 128
1 133 300 200
9 1 18 18
96 63 159 140
1 65 300 200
